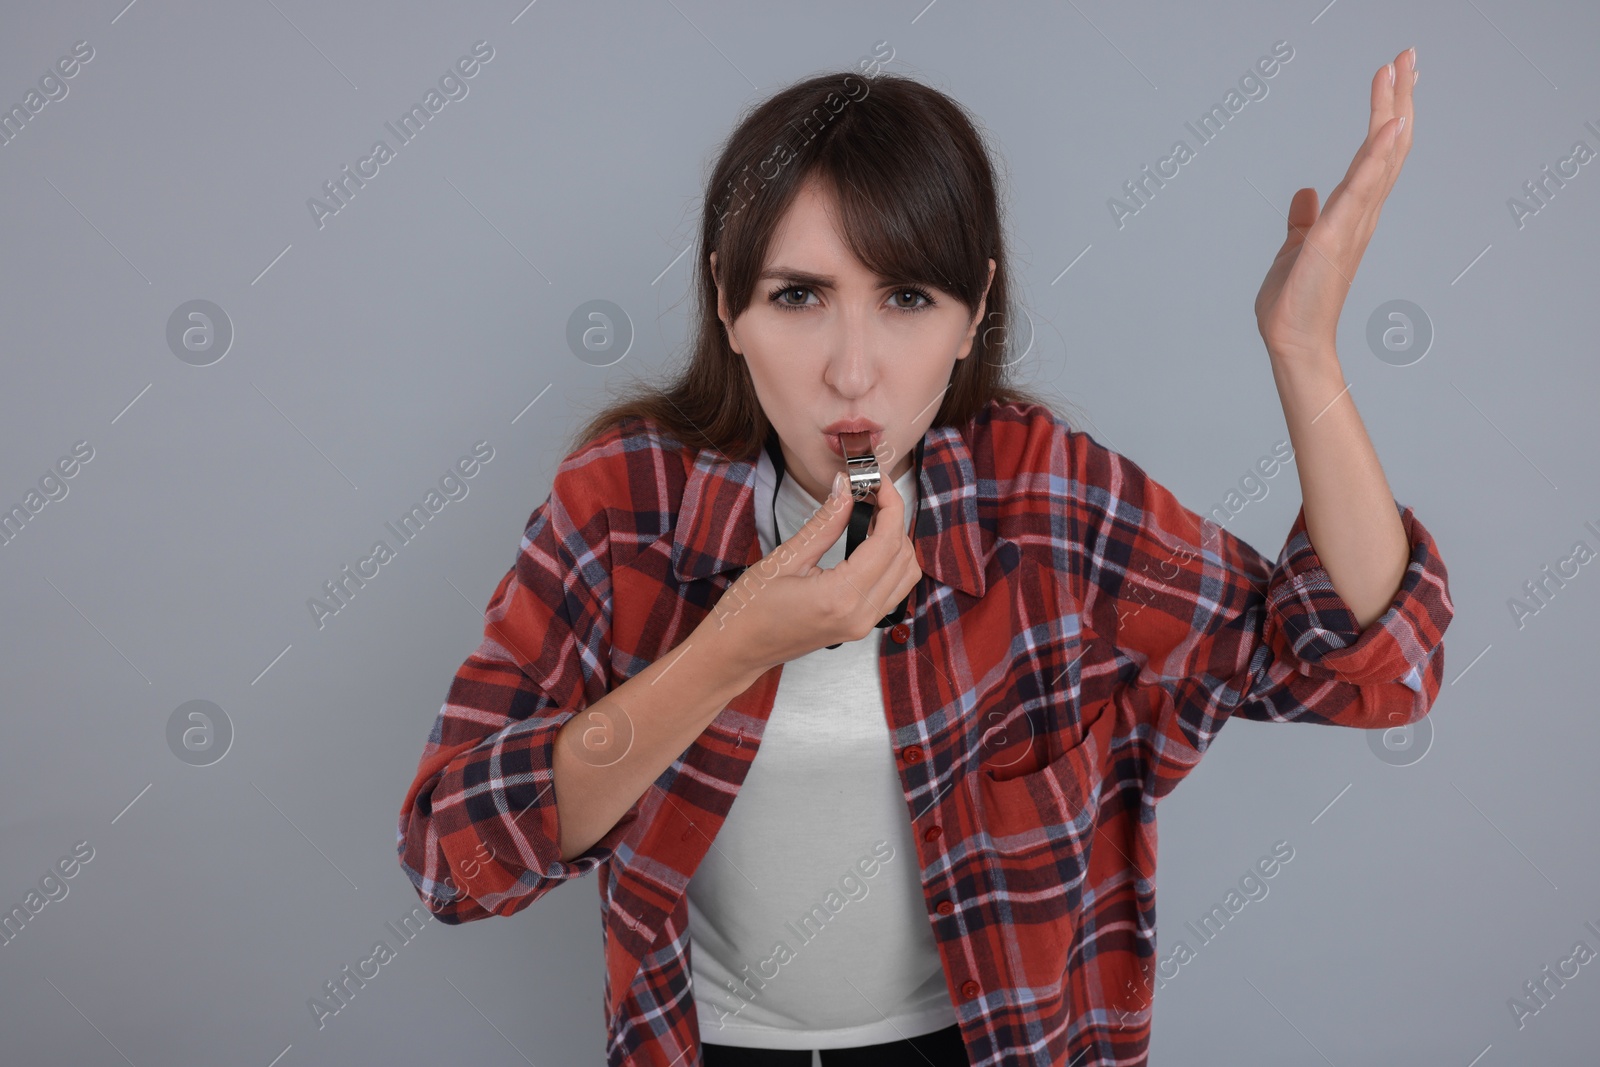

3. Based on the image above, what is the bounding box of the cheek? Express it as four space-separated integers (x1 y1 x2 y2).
748 326 829 380
916 309 971 358
735 330 776 382
739 346 818 432
903 323 968 383
744 344 808 395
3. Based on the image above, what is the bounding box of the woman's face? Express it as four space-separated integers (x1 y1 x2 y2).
712 177 995 508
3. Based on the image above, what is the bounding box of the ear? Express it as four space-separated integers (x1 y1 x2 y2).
709 250 743 355
954 258 998 362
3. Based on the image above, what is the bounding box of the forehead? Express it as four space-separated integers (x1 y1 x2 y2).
763 179 862 275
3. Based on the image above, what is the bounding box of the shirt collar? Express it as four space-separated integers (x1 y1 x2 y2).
670 422 990 599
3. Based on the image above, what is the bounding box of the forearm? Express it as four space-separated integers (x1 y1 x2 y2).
1269 348 1409 630
552 620 765 862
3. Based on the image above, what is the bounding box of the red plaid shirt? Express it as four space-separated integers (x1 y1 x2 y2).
397 399 1453 1066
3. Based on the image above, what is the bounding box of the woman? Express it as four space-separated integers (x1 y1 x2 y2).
398 53 1448 1067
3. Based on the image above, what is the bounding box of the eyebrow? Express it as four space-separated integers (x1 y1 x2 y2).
757 266 908 288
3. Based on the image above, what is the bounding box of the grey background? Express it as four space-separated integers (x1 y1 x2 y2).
1 0 1595 1064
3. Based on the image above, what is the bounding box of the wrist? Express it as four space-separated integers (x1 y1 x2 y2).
1269 347 1346 417
1267 342 1341 383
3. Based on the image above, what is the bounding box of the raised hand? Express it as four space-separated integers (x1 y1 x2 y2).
1254 46 1417 365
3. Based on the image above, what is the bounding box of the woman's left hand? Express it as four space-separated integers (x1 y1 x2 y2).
1254 46 1417 365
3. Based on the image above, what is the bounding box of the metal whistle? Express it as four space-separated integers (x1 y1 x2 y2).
837 430 882 501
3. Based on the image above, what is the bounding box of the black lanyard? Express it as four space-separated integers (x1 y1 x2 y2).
761 427 924 647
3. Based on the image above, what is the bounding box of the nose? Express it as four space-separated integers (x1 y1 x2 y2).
822 305 876 398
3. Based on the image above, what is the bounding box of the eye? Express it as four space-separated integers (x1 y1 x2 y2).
768 284 817 310
765 283 938 314
889 286 936 313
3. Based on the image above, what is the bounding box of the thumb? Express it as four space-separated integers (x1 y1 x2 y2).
1285 187 1318 246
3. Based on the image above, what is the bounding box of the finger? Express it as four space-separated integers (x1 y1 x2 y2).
1321 98 1411 235
850 469 908 556
1357 49 1413 196
1367 54 1395 142
826 474 910 602
830 546 897 624
869 472 906 532
1339 47 1405 203
834 511 918 621
1368 48 1416 217
1396 46 1415 149
1361 115 1409 238
1387 48 1415 193
861 478 911 566
859 537 920 615
776 477 855 574
1321 115 1404 239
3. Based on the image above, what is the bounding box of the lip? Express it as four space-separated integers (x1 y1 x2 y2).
824 428 884 459
823 418 884 434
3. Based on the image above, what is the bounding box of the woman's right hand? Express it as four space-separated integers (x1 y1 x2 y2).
698 468 923 678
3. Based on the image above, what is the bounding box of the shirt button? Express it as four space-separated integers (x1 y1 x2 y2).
922 825 943 843
935 899 955 916
960 980 980 1000
901 745 924 764
889 623 910 643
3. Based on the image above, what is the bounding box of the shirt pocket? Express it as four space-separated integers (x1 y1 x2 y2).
974 693 1107 851
971 554 1108 847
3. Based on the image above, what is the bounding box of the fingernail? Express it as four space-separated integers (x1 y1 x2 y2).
1408 46 1417 67
830 472 846 500
1387 62 1395 87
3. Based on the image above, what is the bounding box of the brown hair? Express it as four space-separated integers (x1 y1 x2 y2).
568 68 1083 460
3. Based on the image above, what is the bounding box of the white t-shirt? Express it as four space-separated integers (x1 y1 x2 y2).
686 447 958 1050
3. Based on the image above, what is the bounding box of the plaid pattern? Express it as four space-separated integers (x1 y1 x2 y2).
397 399 1453 1066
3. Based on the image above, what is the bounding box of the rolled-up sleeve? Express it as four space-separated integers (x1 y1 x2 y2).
1067 429 1454 804
396 461 636 923
1262 502 1450 697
